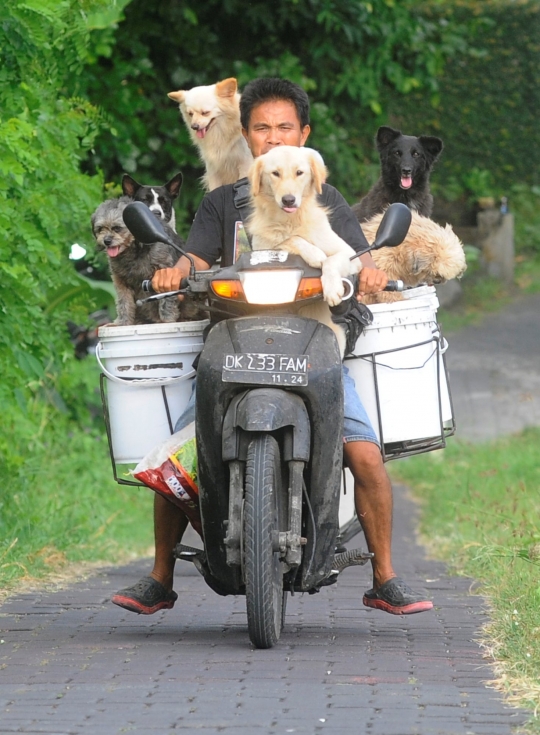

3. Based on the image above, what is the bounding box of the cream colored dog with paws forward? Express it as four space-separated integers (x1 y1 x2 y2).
246 146 362 355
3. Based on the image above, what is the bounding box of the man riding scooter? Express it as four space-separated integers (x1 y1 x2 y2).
112 77 433 618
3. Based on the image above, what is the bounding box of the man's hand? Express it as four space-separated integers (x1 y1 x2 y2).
151 267 185 293
357 266 389 298
356 252 388 298
151 253 211 294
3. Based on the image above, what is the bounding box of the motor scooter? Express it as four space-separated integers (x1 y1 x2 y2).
123 201 411 648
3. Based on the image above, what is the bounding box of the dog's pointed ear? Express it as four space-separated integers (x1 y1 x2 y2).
376 126 401 151
122 174 140 198
418 135 444 161
307 149 327 195
248 158 264 197
165 172 183 199
168 90 186 104
216 78 238 98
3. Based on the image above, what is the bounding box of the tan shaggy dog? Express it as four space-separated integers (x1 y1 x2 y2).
359 210 467 304
168 78 252 191
247 146 362 355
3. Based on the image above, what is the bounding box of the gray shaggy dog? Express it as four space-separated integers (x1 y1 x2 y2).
91 197 202 326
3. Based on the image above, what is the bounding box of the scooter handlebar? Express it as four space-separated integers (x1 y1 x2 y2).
141 279 154 293
141 277 189 294
384 279 404 292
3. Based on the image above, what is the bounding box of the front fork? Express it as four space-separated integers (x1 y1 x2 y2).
224 445 304 572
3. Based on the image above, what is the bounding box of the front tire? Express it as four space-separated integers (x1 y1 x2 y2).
244 434 284 649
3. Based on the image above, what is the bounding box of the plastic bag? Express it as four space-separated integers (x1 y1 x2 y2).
132 422 202 538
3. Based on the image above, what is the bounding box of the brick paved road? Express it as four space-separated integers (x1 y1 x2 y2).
1 294 537 734
0 484 526 735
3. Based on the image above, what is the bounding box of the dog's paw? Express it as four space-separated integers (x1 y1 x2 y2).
321 272 344 306
159 298 181 323
283 237 328 268
305 250 328 269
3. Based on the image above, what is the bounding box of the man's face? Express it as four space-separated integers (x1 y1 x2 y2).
242 99 311 158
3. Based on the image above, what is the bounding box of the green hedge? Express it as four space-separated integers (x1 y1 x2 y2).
384 0 540 195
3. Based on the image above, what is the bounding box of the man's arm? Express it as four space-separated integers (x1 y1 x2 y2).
357 250 388 298
323 185 388 296
151 253 211 292
151 189 224 292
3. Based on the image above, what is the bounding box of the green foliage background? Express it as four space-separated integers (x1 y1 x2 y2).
82 0 471 230
0 1 144 581
386 0 540 196
0 1 115 409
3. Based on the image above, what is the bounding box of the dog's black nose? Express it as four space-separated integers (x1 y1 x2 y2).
282 195 296 208
191 123 200 131
104 236 113 246
401 167 412 176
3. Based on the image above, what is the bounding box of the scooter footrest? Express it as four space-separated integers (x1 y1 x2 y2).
174 543 205 562
333 548 374 572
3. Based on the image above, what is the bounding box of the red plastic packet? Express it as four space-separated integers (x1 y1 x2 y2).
133 423 202 538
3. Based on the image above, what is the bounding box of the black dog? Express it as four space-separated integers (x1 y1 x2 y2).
352 126 443 222
122 172 183 232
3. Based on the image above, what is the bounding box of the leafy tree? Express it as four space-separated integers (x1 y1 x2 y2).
0 1 124 410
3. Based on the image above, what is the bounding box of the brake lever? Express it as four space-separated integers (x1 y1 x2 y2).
136 289 187 306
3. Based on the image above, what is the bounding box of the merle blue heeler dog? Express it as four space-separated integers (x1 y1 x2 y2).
352 126 443 223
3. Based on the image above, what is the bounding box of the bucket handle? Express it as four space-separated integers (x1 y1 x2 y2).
432 325 449 355
96 342 196 386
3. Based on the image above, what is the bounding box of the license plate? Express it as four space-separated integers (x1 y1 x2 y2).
222 353 309 385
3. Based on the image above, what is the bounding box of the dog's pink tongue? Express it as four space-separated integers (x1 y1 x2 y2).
401 176 413 189
107 246 120 257
196 128 207 139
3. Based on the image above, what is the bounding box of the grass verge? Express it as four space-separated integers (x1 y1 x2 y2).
0 358 154 597
389 428 540 731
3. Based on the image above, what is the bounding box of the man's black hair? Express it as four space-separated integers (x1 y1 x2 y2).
240 78 310 130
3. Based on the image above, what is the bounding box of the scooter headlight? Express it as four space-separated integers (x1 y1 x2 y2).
239 269 303 305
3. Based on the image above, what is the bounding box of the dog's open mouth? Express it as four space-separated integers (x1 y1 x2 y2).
195 118 214 139
107 245 122 257
400 176 413 190
282 206 298 214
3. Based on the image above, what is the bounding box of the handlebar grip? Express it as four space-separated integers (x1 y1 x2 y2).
384 279 404 292
142 277 189 293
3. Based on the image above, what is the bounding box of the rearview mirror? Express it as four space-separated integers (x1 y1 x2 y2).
371 203 412 250
123 201 171 246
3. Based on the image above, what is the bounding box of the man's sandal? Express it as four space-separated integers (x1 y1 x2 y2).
112 576 178 615
363 577 433 615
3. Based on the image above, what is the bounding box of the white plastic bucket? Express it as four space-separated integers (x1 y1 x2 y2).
346 287 453 447
97 321 208 464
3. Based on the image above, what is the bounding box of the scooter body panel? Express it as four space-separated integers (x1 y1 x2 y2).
196 315 343 593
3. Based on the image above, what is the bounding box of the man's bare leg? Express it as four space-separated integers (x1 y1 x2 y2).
344 440 396 589
344 439 433 614
112 495 188 613
149 494 189 591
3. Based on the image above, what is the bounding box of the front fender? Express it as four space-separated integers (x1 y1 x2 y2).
222 389 310 462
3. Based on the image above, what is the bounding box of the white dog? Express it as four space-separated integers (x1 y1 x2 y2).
168 78 253 191
247 146 362 355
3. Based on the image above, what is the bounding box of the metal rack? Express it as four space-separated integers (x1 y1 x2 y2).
345 327 456 463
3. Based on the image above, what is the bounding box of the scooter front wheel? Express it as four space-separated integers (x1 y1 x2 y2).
244 433 284 649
